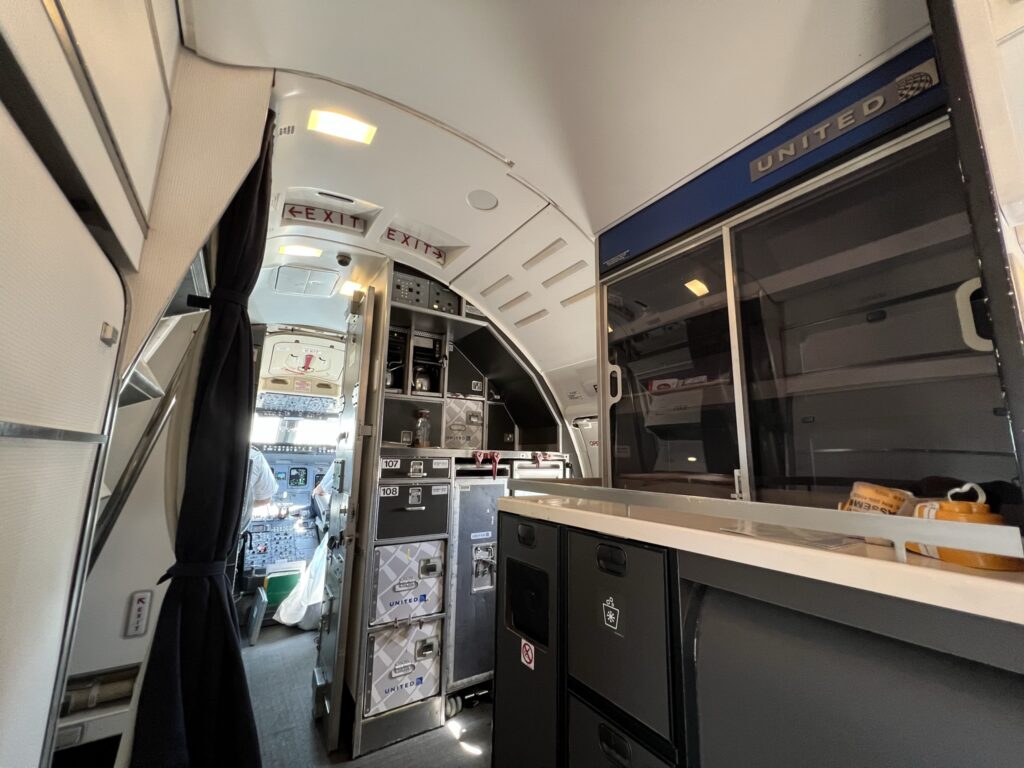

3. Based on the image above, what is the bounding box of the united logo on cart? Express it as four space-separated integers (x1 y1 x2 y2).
520 638 535 671
602 597 620 632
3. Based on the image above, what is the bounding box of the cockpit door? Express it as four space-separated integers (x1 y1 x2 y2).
313 287 375 750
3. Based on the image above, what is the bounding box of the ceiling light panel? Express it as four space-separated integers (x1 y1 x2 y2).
307 109 377 144
685 278 709 297
279 244 323 258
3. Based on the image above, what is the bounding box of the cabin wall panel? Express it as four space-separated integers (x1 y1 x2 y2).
149 0 181 91
0 101 124 434
121 52 272 373
0 0 145 267
951 0 1024 321
59 0 170 218
0 439 97 768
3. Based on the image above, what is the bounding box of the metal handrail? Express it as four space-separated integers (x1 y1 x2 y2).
88 319 206 572
505 480 1024 564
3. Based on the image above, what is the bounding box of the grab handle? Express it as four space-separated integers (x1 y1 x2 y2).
955 278 994 353
608 363 623 406
598 723 631 767
596 543 627 577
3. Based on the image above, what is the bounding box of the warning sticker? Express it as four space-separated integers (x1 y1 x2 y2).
431 485 448 495
520 638 535 671
432 459 449 469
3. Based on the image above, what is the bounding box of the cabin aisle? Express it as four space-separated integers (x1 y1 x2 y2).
243 625 492 767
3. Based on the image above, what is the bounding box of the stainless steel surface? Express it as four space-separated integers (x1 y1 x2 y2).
0 421 107 444
381 445 567 461
118 359 165 406
505 480 1024 564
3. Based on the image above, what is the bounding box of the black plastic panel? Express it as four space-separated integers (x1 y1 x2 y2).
375 483 449 540
568 695 671 768
567 531 672 740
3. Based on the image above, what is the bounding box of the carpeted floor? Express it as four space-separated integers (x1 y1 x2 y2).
242 624 493 767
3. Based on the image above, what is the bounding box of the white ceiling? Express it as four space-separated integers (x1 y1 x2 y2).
184 0 929 235
186 0 931 419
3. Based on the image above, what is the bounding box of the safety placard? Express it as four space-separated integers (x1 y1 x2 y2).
520 638 535 670
124 590 153 638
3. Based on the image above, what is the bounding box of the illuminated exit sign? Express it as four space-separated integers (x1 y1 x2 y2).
382 226 446 266
283 202 365 235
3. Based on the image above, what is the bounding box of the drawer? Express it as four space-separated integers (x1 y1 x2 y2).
380 455 450 480
567 531 672 740
369 540 445 625
568 695 672 768
363 618 442 717
376 483 449 540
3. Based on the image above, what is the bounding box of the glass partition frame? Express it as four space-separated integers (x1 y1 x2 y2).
599 116 1019 506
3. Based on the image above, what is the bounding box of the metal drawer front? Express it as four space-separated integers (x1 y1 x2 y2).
567 531 672 740
379 455 450 480
370 540 445 625
364 619 442 717
376 483 449 540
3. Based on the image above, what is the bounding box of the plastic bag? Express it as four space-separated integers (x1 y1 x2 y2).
274 533 329 630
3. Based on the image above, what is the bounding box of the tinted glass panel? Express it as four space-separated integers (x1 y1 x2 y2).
733 131 1019 514
608 239 738 497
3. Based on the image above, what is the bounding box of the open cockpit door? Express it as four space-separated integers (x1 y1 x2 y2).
313 287 376 751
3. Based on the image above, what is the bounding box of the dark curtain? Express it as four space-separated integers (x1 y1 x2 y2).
131 110 274 768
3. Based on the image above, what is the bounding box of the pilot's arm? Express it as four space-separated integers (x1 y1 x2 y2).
250 449 277 507
313 462 335 498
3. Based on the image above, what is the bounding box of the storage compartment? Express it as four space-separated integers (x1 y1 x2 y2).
568 695 672 768
446 345 486 398
375 482 449 540
363 618 442 717
567 531 672 740
444 399 484 450
385 328 408 393
493 513 562 768
381 397 442 447
379 455 450 480
410 332 443 396
487 403 517 451
369 540 445 626
447 479 504 690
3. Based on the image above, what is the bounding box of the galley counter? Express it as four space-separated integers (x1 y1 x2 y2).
491 490 1024 768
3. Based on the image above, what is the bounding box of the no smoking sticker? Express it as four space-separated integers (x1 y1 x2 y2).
520 638 535 671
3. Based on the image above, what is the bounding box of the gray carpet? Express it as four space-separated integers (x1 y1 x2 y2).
243 624 493 767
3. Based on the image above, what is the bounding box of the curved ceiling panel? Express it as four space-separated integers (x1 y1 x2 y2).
185 0 929 234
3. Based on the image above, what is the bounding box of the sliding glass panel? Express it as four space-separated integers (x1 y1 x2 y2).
733 130 1019 514
607 238 739 497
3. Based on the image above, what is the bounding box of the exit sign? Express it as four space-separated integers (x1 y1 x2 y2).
283 202 365 235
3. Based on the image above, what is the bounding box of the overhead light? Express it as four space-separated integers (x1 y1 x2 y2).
607 325 614 333
687 456 698 463
278 244 322 258
340 280 363 297
308 109 377 145
685 278 709 297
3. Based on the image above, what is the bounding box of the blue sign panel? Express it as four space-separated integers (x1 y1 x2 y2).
598 38 945 274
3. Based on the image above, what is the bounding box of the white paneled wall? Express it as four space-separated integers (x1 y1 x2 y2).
953 0 1024 311
0 101 123 768
0 0 146 267
60 0 170 217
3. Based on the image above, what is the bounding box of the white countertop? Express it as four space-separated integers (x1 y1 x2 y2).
498 494 1024 626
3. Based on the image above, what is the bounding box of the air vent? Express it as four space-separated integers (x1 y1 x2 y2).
522 238 567 270
316 382 331 390
560 286 595 308
542 259 587 288
317 191 355 203
277 125 296 136
515 309 549 327
271 378 289 385
499 292 531 312
481 274 512 297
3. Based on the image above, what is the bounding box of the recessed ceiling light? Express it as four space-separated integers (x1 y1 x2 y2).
685 278 709 297
687 456 698 462
340 280 363 296
279 244 322 258
467 189 499 211
308 109 377 144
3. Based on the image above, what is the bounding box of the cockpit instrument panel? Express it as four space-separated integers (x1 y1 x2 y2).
288 467 308 487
